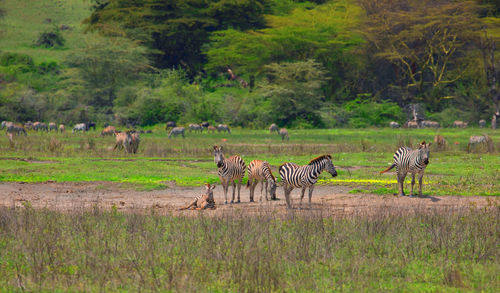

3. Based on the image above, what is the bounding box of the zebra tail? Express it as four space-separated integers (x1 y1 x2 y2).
380 163 396 174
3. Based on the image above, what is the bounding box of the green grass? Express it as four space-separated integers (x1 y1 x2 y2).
0 206 498 291
0 0 92 63
1 127 499 195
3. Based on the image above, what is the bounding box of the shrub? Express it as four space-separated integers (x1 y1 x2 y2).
35 29 65 48
0 52 34 67
344 98 404 128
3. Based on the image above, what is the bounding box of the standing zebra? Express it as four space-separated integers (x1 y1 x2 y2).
217 124 231 134
247 160 277 202
269 123 279 133
179 184 216 210
279 128 289 141
213 145 245 204
168 127 185 138
189 123 203 133
279 155 337 209
380 141 431 197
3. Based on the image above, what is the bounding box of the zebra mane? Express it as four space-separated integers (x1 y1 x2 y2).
308 155 331 165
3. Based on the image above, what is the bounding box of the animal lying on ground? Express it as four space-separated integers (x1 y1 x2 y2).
179 184 216 210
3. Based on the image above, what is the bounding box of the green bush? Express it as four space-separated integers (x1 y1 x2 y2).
344 98 405 128
35 29 65 48
0 52 34 67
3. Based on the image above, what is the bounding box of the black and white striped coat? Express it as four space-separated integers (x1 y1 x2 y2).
380 141 431 197
247 160 277 202
213 146 245 204
279 155 337 209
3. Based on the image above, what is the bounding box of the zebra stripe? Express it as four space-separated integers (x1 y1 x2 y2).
380 141 431 197
279 155 337 209
247 160 277 201
213 146 245 204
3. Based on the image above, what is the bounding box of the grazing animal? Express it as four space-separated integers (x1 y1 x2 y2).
467 135 493 153
113 131 132 153
479 119 486 128
279 128 289 141
269 123 279 133
33 122 48 132
407 121 419 128
247 160 277 202
6 124 27 136
201 122 210 129
213 145 245 204
72 123 86 133
433 135 447 150
389 121 400 128
453 120 468 128
207 125 217 133
7 132 13 146
48 122 57 132
380 141 431 197
217 124 231 134
59 124 65 133
1 121 12 130
279 155 337 209
130 132 140 154
421 120 440 128
24 121 33 130
179 184 216 210
189 123 203 133
86 122 96 131
168 127 185 138
166 121 176 129
100 126 116 136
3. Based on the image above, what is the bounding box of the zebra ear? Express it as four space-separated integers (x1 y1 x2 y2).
213 145 218 150
210 184 216 190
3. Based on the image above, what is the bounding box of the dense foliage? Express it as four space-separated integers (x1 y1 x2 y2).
0 0 499 127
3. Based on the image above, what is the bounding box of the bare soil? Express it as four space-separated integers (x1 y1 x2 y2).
0 181 496 216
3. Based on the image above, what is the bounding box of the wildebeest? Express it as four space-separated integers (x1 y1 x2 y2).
72 123 87 133
269 123 279 133
421 120 440 128
166 121 176 129
189 123 203 133
207 125 217 133
389 121 400 128
7 124 27 136
201 122 210 129
59 124 65 133
217 124 231 134
279 128 289 141
433 135 447 150
48 122 57 132
479 119 486 128
86 122 96 131
33 122 48 132
100 126 116 136
453 120 468 128
467 135 494 153
168 127 185 138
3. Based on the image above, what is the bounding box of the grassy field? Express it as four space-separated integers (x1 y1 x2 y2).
1 127 499 196
0 205 498 291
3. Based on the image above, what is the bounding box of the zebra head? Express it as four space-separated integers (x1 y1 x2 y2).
310 155 337 177
268 179 277 199
213 145 225 168
324 155 338 177
418 141 431 165
204 183 216 197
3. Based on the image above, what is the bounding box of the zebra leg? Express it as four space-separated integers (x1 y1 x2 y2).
397 172 406 196
259 181 264 202
410 173 416 197
223 181 229 204
299 187 306 209
231 181 236 203
283 184 293 209
308 185 315 209
250 180 257 202
237 178 242 203
264 181 268 201
418 172 424 197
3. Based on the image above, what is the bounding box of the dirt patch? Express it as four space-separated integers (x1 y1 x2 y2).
0 182 496 216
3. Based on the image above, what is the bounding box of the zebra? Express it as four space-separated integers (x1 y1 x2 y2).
207 125 217 133
421 120 440 128
380 141 431 197
113 131 132 153
479 119 486 128
165 121 176 129
407 121 419 128
58 124 65 133
279 128 289 141
168 127 185 138
179 184 216 210
189 123 203 133
1 121 13 130
467 135 493 153
213 145 245 204
6 124 27 136
33 122 48 132
453 120 468 128
130 132 140 154
389 121 400 128
279 155 337 209
269 123 279 133
247 160 277 202
217 124 231 134
72 123 86 133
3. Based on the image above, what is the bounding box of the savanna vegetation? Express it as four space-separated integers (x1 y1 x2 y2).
0 0 499 128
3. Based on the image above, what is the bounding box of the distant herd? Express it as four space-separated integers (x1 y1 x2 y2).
388 119 486 129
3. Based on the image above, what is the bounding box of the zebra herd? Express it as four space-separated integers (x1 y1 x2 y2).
167 122 231 138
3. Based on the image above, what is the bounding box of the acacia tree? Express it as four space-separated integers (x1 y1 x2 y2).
360 0 482 105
